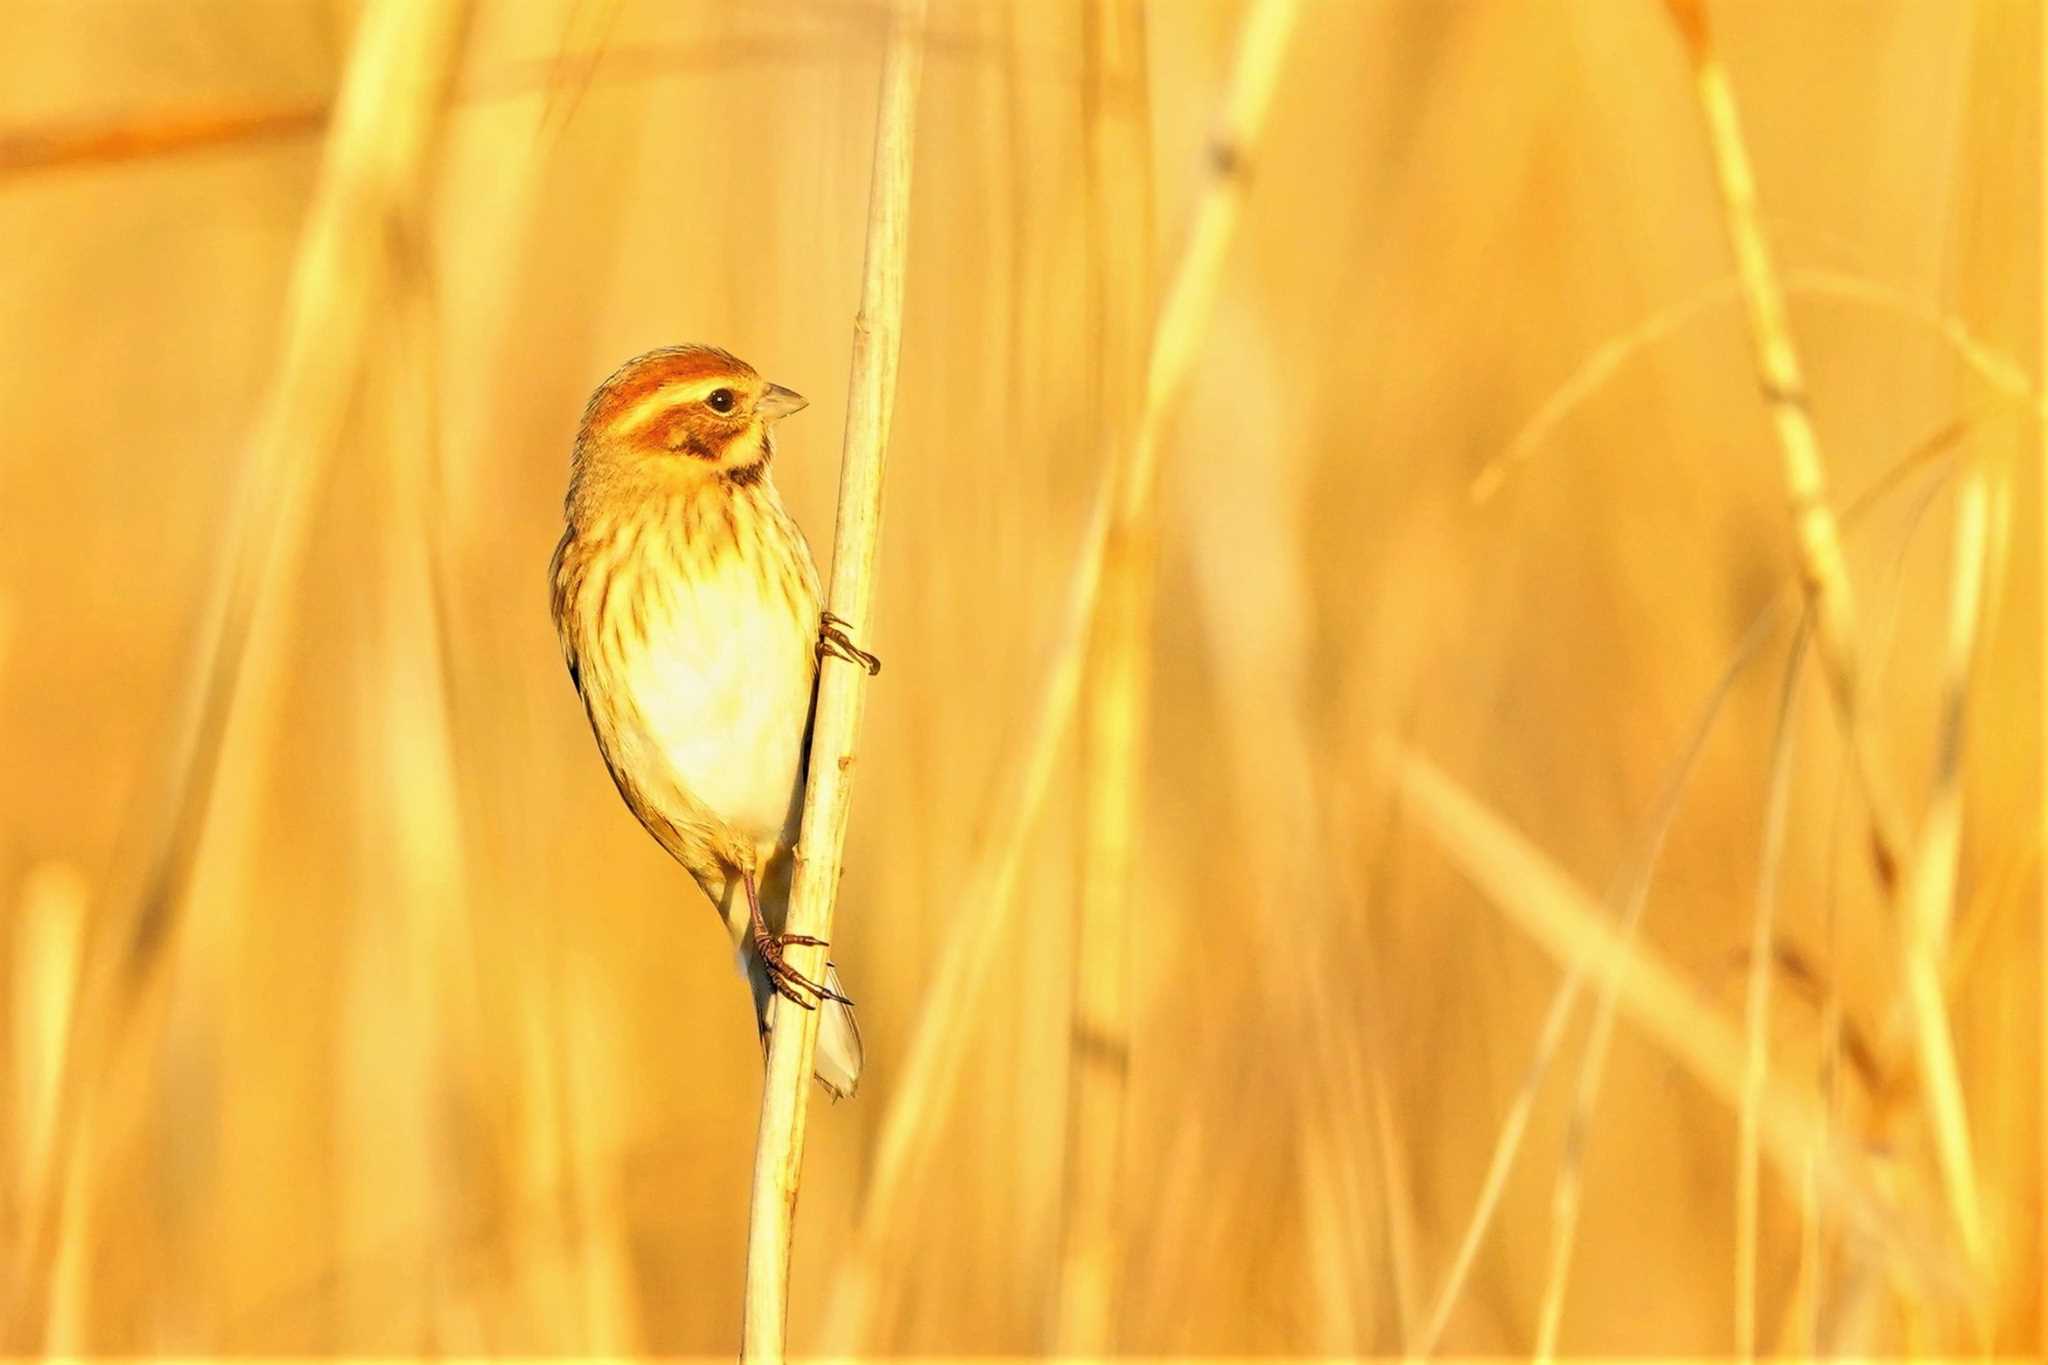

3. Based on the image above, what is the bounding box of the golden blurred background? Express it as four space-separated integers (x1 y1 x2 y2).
2 0 2043 1355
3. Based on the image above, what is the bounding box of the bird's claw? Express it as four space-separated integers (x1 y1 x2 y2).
755 928 854 1009
818 611 881 676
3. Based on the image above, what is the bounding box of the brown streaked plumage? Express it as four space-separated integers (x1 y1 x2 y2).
549 344 868 1098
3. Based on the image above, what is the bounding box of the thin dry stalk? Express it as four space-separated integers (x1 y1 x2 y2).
536 0 629 141
1180 312 1377 1348
1529 627 1803 1363
1665 0 1988 1279
1368 1055 1420 1345
1416 607 1776 1358
1806 464 1998 1311
9 865 89 1279
1803 763 1855 1359
2038 3 2048 1346
1470 268 2046 504
1472 283 1733 503
1298 1120 1364 1349
9 1 473 1342
740 4 926 1359
1425 424 1957 1357
1662 2 1906 868
1387 745 1963 1296
1781 464 1956 1357
1330 780 1421 1351
820 1 1301 1347
1054 0 1154 1352
1893 469 1993 1278
1737 626 1810 1360
0 102 328 177
328 216 476 1349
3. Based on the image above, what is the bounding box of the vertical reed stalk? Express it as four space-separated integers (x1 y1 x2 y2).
1659 1 1906 872
740 4 926 1359
1896 465 1993 1293
2038 3 2048 1348
1738 627 1809 1359
1054 0 1154 1351
9 862 88 1338
819 1 1301 1347
1662 0 1986 1277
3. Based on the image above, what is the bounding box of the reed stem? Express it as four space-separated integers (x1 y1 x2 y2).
819 1 1301 1346
1054 0 1154 1350
739 4 927 1359
1663 0 1986 1278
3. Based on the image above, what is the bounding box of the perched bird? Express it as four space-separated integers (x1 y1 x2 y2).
549 345 877 1098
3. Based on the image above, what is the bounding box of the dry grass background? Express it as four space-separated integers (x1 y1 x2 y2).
0 0 2042 1355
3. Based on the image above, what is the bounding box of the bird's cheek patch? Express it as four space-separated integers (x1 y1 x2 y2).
643 410 722 462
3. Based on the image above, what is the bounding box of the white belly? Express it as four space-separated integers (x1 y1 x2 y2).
617 559 815 844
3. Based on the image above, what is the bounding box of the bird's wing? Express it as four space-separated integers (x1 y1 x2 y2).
547 525 584 696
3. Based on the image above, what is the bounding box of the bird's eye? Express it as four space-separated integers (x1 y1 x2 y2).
706 388 736 414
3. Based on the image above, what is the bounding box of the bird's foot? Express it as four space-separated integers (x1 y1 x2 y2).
818 611 881 676
754 928 854 1010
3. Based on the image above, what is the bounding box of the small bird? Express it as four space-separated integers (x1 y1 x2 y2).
549 345 876 1098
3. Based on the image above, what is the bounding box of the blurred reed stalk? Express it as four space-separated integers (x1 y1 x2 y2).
818 0 1301 1348
1473 265 2047 507
0 12 1068 184
1388 745 1962 1297
1428 417 1971 1356
9 863 88 1345
1414 637 1748 1356
332 205 479 1349
1736 627 1808 1360
1446 268 2007 1353
8 0 473 1344
1659 0 1907 873
1180 315 1381 1351
1662 0 1988 1284
2036 2 2048 1348
1052 0 1154 1352
740 2 925 1359
1894 461 1994 1290
1944 7 2042 1342
1523 631 1781 1363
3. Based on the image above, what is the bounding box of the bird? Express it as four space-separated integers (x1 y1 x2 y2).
548 344 877 1099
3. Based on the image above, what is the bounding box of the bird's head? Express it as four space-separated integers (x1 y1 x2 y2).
572 345 808 494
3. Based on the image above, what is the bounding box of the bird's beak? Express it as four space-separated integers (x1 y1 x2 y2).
757 383 808 422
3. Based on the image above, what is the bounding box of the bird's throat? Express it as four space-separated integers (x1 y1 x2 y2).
723 455 769 488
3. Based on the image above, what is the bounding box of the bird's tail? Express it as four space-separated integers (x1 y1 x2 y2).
748 955 864 1101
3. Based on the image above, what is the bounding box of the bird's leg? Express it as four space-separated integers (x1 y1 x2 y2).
817 610 881 676
745 866 853 1009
